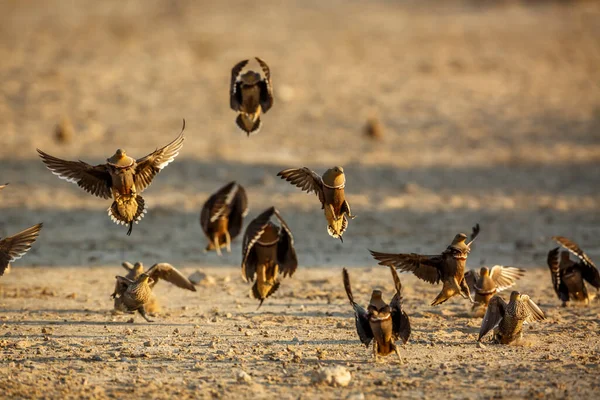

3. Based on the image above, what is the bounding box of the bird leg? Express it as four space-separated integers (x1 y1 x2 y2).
214 235 222 256
372 341 378 363
393 345 403 364
137 307 154 323
225 231 232 253
459 278 474 303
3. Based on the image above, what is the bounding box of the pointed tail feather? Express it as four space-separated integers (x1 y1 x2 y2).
236 114 262 135
108 195 146 234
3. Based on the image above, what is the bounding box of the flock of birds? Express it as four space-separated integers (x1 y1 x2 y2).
1 58 599 362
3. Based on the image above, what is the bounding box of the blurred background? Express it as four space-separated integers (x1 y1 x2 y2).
0 0 598 268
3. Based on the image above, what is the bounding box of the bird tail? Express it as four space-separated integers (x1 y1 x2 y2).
236 114 262 136
252 280 280 309
108 194 146 235
325 205 347 241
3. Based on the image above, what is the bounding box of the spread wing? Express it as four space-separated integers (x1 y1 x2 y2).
489 265 525 292
389 266 411 344
464 269 479 295
553 236 596 269
370 250 444 284
343 268 373 347
145 263 197 292
113 276 134 298
478 295 506 341
37 150 111 199
277 167 325 206
134 120 185 193
470 223 480 243
241 207 276 282
255 57 273 113
0 223 43 276
520 295 545 323
274 209 298 278
547 247 569 301
230 59 249 110
228 184 249 239
121 262 134 272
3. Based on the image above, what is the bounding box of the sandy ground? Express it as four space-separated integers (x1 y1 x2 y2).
1 266 600 399
0 0 599 398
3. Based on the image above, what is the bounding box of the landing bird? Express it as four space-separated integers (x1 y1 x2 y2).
37 120 185 235
478 291 545 344
230 57 273 135
200 181 248 255
277 166 355 242
241 207 298 308
0 223 43 277
370 224 480 306
343 267 411 363
112 262 196 322
547 236 600 306
465 265 525 313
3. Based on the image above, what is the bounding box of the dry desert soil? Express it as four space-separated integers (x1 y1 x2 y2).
1 0 599 399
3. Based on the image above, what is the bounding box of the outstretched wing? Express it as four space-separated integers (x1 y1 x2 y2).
37 150 111 199
241 207 276 282
230 59 249 110
274 209 298 278
255 57 273 113
121 262 134 272
489 265 525 292
145 263 196 292
277 167 325 206
547 247 569 301
342 268 373 347
134 120 185 193
520 295 545 323
0 223 43 276
370 250 444 284
389 266 411 344
478 295 506 341
553 236 596 269
469 223 480 243
464 269 479 295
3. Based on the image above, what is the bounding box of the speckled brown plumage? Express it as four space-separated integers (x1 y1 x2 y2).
370 224 479 306
343 266 411 362
478 291 545 344
465 265 525 314
37 120 185 235
277 166 355 242
241 207 297 308
112 261 196 320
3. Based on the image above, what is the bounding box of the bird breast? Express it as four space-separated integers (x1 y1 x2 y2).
125 282 153 306
254 243 278 264
111 169 135 195
241 85 261 113
476 276 497 295
323 187 345 210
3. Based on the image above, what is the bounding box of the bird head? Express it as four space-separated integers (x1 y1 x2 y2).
479 267 490 276
241 71 261 85
133 262 144 275
322 166 346 189
448 233 470 260
107 149 135 168
509 291 521 302
138 273 153 285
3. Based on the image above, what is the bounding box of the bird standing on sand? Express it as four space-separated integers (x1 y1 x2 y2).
465 265 525 314
112 262 196 321
547 236 600 306
343 266 411 363
370 224 480 306
277 166 355 242
200 182 248 255
241 207 298 308
37 120 185 235
478 291 545 344
230 57 273 135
